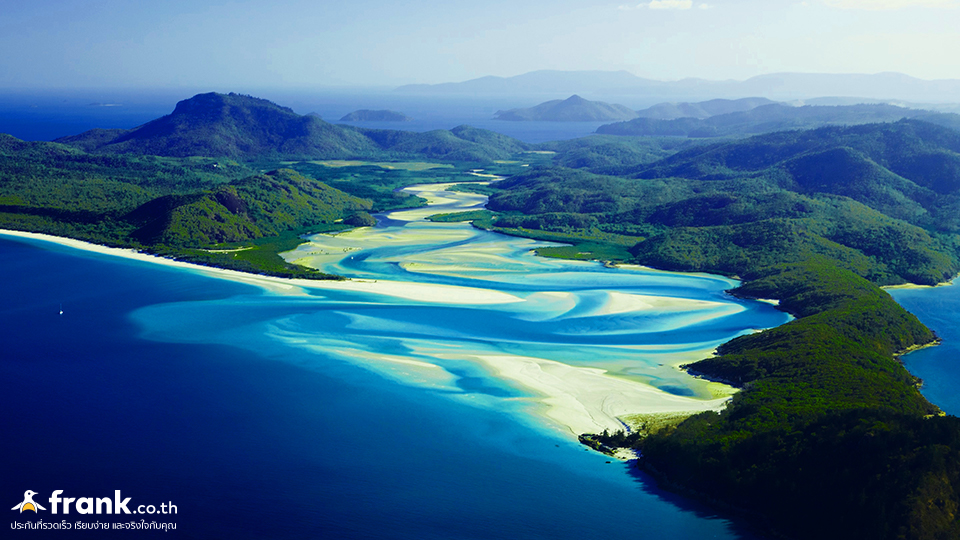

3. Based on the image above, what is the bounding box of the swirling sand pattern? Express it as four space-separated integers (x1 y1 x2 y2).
132 182 790 436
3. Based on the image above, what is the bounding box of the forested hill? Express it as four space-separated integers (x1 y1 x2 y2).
630 120 960 231
487 120 960 285
55 93 377 158
596 102 960 138
56 92 529 161
0 135 374 277
494 95 638 122
125 168 371 246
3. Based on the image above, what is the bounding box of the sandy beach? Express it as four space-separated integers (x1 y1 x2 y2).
0 229 523 305
883 279 956 290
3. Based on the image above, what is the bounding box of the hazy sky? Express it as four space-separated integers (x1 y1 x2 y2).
2 0 959 88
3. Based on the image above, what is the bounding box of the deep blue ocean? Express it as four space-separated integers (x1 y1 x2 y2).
888 284 960 416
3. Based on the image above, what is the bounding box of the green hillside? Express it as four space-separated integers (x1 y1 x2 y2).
354 124 529 161
0 134 249 239
57 92 530 161
631 120 960 232
126 169 371 246
536 135 697 170
0 134 372 277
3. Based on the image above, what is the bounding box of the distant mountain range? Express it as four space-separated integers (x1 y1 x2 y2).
56 93 527 161
492 95 784 123
636 97 777 120
597 103 960 138
494 95 638 122
396 70 960 103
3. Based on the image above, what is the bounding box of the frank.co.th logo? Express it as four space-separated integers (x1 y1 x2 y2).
11 491 45 513
10 490 176 515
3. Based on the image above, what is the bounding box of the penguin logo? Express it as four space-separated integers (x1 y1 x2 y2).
11 490 46 513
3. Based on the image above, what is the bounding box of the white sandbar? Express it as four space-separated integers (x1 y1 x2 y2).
434 351 731 436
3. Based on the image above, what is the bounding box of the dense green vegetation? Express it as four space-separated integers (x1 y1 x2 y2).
0 136 373 278
426 209 496 229
149 226 349 279
0 133 250 210
125 168 371 246
487 121 960 286
536 135 697 171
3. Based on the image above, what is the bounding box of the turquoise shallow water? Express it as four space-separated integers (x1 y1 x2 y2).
1 185 790 538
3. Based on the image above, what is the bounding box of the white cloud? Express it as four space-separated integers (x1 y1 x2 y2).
698 2 712 8
823 0 957 9
647 0 694 9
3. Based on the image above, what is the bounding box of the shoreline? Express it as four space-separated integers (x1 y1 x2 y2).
895 337 943 359
883 276 957 290
1 226 744 439
0 229 523 305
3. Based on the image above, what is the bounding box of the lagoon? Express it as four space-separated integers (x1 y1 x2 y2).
0 182 787 538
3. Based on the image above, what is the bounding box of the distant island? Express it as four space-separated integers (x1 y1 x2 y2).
494 95 638 122
340 109 412 122
636 97 776 120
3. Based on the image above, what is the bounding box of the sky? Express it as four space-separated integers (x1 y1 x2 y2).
1 0 959 89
